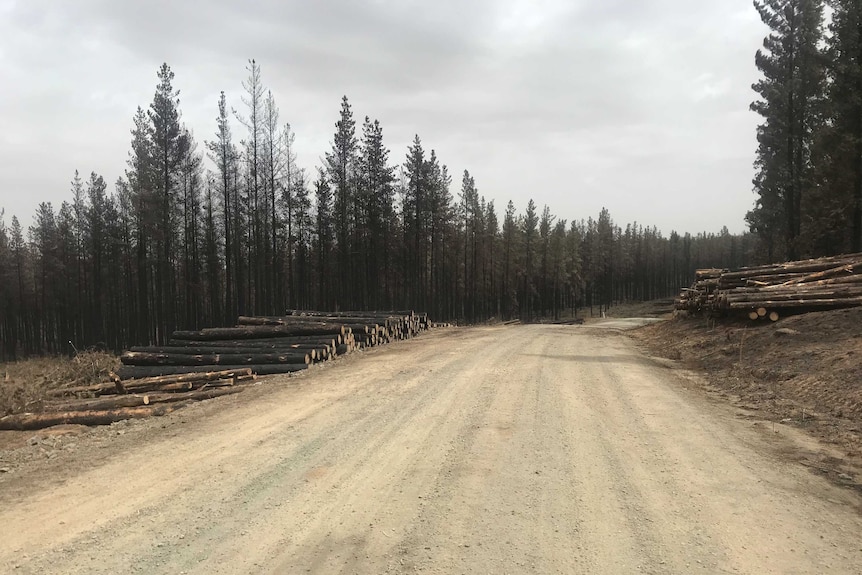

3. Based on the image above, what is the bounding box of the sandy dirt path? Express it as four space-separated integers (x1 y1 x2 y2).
1 324 861 574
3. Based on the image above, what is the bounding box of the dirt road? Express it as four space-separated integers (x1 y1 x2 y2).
1 324 861 574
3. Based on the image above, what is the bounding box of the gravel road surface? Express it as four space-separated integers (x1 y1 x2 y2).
1 324 861 574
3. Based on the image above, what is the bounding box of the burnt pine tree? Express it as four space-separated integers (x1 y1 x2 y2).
483 199 499 320
539 205 555 317
358 117 395 309
458 170 478 320
206 91 239 324
236 59 266 312
823 0 862 252
177 131 204 330
501 200 519 319
280 122 299 309
522 199 538 320
202 179 221 324
126 106 153 344
325 96 358 308
428 156 453 318
148 63 185 341
402 135 427 309
314 167 334 308
86 173 108 343
748 0 825 261
291 168 313 309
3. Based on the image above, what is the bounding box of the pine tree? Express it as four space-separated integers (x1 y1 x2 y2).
0 210 13 359
325 96 358 307
292 169 313 309
358 117 395 309
178 131 203 329
822 0 862 252
236 59 266 312
126 106 153 343
203 179 221 324
70 170 87 339
549 219 568 319
30 202 58 349
565 221 583 315
9 216 29 352
539 205 555 316
459 170 479 320
484 200 499 319
522 199 538 320
148 63 184 341
748 0 826 260
206 91 238 324
86 172 108 342
279 121 298 310
262 90 285 311
501 200 519 319
314 168 333 308
428 157 453 318
403 136 427 309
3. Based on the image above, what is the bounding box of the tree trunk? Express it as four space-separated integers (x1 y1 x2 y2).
130 345 333 356
169 335 342 347
172 323 345 340
728 296 862 309
0 404 181 431
115 364 308 379
121 351 311 366
43 394 152 412
140 385 246 405
116 367 252 384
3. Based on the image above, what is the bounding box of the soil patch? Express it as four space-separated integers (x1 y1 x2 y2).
630 306 862 489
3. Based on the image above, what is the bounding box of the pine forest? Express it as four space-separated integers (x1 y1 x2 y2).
2 0 861 359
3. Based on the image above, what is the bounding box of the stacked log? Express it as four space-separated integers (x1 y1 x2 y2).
0 311 440 430
116 311 433 379
675 253 862 321
674 268 723 314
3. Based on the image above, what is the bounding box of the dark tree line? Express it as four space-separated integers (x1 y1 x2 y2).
0 61 754 360
749 0 862 260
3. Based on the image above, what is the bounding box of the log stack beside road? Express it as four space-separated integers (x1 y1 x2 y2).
116 310 432 380
675 253 862 321
0 310 441 431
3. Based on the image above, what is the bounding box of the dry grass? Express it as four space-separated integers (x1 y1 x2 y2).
0 351 120 416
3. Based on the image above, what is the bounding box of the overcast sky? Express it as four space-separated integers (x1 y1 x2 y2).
0 0 766 236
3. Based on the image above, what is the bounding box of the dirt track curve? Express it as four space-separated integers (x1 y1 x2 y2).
1 323 861 574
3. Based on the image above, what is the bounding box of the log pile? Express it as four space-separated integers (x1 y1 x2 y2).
675 253 862 321
1 311 440 431
116 310 432 380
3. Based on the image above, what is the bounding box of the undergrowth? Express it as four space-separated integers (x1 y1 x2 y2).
0 351 120 416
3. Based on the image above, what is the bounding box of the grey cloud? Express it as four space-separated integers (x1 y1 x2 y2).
0 0 766 234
